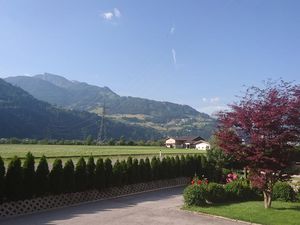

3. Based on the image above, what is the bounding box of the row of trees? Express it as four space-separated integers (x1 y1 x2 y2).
0 153 219 202
0 137 164 146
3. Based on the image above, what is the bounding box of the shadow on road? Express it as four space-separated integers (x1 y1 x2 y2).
1 186 185 225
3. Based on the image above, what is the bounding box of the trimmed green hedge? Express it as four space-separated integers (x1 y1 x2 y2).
184 179 262 206
0 153 214 202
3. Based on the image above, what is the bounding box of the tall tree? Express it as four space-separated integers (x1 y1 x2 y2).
49 159 63 194
75 157 87 191
5 156 23 200
23 152 36 199
95 158 105 190
35 155 49 196
104 158 113 187
216 81 300 208
0 157 5 202
86 155 96 189
63 159 75 193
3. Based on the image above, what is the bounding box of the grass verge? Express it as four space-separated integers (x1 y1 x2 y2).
183 201 300 225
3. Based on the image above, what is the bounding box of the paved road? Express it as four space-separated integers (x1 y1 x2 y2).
1 187 246 225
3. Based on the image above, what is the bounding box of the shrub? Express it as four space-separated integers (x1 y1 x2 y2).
120 160 128 185
144 157 151 181
49 159 63 194
86 156 96 189
95 158 105 190
180 155 186 176
35 155 49 196
126 157 133 184
205 182 226 203
183 184 207 206
113 160 123 186
224 179 254 201
139 158 146 182
104 158 113 187
75 157 87 191
5 156 23 201
22 152 35 199
273 181 295 202
175 155 181 177
63 159 75 193
0 157 5 202
151 157 161 180
132 158 140 183
161 158 168 179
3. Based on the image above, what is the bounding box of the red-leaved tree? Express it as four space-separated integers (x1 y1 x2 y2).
216 81 300 208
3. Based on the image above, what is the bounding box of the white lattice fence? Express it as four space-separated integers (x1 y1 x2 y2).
0 177 189 218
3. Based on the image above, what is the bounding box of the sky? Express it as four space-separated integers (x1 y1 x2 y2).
0 0 299 115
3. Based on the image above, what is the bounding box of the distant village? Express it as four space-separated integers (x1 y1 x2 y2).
165 136 210 150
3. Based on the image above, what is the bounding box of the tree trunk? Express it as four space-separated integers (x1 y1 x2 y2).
263 190 272 208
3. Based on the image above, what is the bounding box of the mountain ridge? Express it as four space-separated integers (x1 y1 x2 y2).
0 78 162 140
5 73 216 139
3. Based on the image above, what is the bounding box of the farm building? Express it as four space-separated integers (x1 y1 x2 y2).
165 136 210 150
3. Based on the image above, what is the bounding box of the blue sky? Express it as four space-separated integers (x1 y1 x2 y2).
0 0 299 115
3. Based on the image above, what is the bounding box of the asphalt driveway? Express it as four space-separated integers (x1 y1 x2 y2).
1 187 247 225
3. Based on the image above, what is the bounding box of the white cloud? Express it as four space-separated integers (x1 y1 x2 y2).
114 8 121 18
171 48 177 65
199 105 229 116
210 97 220 103
102 12 114 20
170 25 175 35
101 8 121 21
202 97 207 102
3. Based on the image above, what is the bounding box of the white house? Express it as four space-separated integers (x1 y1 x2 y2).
165 136 206 149
195 141 211 150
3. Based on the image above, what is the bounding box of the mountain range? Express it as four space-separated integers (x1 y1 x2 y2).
0 78 161 140
3 73 216 140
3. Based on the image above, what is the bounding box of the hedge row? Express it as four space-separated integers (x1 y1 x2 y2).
0 153 217 202
183 179 262 206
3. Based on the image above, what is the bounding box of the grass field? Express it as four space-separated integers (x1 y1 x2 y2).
184 201 300 225
0 144 204 161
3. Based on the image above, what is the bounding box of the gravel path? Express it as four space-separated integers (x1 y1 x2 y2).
1 187 248 225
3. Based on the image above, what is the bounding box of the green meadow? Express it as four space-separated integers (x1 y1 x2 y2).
0 144 205 164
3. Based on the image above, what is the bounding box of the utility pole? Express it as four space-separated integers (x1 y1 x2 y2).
97 101 106 144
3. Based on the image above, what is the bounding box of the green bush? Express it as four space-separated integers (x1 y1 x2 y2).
139 158 146 182
180 155 186 176
206 182 226 203
144 157 151 181
104 158 113 187
273 181 295 202
151 157 161 180
0 157 5 202
35 155 49 196
120 160 128 185
49 159 63 194
161 158 168 179
224 179 254 201
5 156 23 201
95 158 105 190
183 184 207 206
22 152 36 199
126 157 133 184
174 155 181 177
113 160 123 186
75 157 87 191
86 156 95 189
63 159 75 193
132 158 140 183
